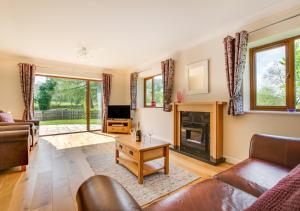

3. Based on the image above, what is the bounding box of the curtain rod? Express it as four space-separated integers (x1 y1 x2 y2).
36 65 46 68
137 69 150 74
135 13 300 74
35 65 104 80
248 12 300 34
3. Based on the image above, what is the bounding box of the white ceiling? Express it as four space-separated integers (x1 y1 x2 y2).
0 0 299 70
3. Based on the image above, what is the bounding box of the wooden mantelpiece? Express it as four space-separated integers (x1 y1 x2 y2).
173 101 226 165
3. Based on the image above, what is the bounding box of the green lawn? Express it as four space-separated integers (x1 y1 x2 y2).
40 119 101 125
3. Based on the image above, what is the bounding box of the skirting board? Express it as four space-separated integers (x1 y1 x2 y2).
152 135 172 144
223 155 242 164
151 135 242 165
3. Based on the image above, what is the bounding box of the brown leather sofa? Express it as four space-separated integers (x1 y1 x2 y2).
0 119 39 148
76 134 300 211
0 125 31 171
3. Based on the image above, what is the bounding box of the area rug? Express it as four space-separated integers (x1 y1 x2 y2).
87 152 200 206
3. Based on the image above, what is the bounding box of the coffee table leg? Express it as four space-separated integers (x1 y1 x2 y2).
138 152 144 184
164 146 169 174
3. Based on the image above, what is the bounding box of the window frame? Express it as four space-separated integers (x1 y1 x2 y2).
250 35 300 111
34 73 103 134
144 74 163 108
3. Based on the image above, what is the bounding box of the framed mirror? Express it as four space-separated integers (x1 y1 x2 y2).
186 59 209 95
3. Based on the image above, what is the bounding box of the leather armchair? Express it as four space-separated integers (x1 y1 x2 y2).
0 125 30 171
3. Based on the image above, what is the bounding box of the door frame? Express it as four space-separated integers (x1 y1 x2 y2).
35 73 102 136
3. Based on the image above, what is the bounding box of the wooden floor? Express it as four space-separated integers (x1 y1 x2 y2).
0 132 232 211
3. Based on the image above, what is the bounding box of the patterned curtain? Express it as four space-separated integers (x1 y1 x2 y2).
130 72 138 110
162 59 175 112
224 31 248 116
102 73 112 132
19 63 36 120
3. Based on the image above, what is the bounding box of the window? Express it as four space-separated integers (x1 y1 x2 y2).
144 75 163 107
250 35 300 111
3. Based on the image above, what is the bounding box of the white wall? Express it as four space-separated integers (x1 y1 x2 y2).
0 54 130 119
134 6 300 164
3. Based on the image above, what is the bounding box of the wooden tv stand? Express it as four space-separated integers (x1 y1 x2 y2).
106 119 131 134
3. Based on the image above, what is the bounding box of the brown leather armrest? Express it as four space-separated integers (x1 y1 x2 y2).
0 122 34 127
249 134 300 169
0 130 29 144
0 125 30 132
14 119 40 126
30 120 40 126
0 122 17 126
76 175 141 211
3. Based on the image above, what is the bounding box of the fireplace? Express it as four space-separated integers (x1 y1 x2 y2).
173 102 226 165
180 112 210 160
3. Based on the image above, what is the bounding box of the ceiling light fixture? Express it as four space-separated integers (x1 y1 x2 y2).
77 46 90 58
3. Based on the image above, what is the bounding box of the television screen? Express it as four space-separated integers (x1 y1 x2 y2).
107 105 131 119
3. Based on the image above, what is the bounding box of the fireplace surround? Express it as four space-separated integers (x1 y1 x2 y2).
173 102 226 165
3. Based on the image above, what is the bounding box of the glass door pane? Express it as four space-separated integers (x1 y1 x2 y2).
34 76 87 135
145 78 153 107
89 81 102 130
153 75 163 107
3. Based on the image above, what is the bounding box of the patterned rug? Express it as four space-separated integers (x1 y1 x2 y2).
87 150 200 206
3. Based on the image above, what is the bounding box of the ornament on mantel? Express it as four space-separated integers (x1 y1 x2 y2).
151 100 156 108
176 90 185 103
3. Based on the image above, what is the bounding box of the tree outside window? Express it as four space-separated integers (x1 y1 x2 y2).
144 75 163 107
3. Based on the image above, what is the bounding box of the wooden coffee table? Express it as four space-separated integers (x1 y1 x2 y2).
115 136 170 184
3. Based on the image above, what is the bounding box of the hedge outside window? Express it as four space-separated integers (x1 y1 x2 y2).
144 75 163 107
250 35 300 111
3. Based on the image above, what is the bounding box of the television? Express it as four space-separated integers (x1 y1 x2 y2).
107 105 131 119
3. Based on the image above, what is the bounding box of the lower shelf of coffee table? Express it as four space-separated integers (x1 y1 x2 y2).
117 156 164 176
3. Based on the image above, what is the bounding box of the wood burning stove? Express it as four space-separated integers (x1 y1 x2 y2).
180 112 210 161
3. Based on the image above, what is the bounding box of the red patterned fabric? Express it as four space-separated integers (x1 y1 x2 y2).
246 164 300 211
19 63 36 120
0 112 15 123
161 59 175 112
224 31 248 116
102 73 112 132
130 72 138 110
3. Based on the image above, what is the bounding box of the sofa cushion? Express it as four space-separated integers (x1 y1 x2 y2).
214 158 290 197
246 164 300 211
144 179 257 211
0 112 15 123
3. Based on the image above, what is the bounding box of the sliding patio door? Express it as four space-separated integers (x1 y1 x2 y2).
34 75 102 136
89 81 102 131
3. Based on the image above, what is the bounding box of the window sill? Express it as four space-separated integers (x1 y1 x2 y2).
245 110 300 115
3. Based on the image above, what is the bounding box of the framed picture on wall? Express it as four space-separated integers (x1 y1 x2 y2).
186 59 209 95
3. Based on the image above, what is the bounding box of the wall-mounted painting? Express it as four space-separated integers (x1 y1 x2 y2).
186 59 209 95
